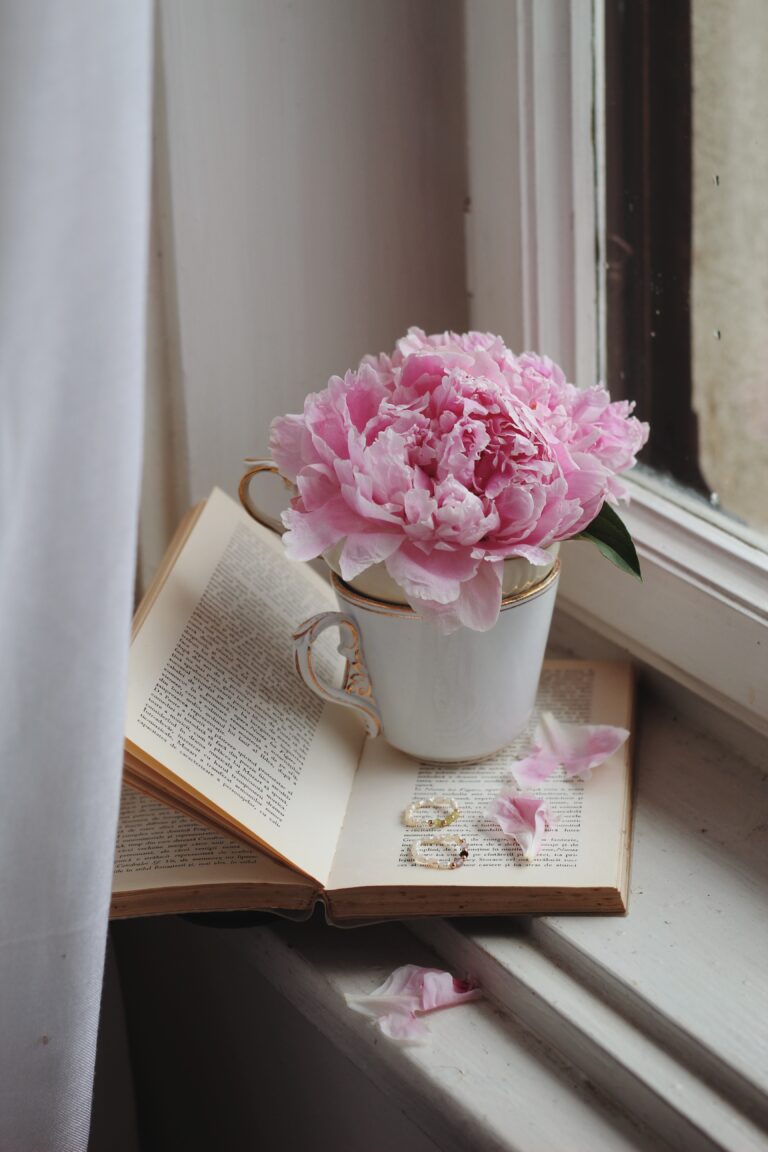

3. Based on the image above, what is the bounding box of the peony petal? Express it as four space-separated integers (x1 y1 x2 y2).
378 1012 429 1044
561 455 612 535
304 380 353 463
339 531 403 582
385 542 479 606
511 749 561 788
269 413 313 481
346 964 481 1044
496 543 555 567
346 964 439 1017
281 496 366 561
345 364 389 432
403 487 437 529
398 352 452 396
420 971 482 1012
340 479 402 525
450 560 503 631
362 428 413 502
487 792 555 860
296 464 338 512
537 712 630 779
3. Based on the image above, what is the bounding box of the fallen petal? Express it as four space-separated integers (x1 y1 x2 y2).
378 1012 430 1044
346 964 481 1042
511 748 561 788
538 712 630 779
420 971 482 1012
345 964 424 1018
487 793 555 860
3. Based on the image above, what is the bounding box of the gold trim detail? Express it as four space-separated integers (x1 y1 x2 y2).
238 459 291 534
331 560 560 619
338 619 375 701
292 611 382 737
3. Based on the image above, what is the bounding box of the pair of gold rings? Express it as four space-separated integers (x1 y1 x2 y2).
404 796 468 869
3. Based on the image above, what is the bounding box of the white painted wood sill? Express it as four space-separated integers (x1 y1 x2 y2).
226 616 768 1152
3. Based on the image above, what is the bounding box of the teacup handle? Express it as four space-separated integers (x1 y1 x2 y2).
293 612 382 738
238 458 292 534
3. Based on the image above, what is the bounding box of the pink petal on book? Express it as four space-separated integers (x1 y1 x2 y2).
511 749 561 788
538 712 630 779
487 793 555 861
346 964 481 1044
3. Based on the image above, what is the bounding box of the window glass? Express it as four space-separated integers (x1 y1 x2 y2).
605 0 768 540
691 0 768 533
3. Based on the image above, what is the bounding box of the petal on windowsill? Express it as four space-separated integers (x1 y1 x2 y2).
346 964 482 1045
378 1012 429 1043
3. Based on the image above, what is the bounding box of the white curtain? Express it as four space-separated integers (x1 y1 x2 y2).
0 3 153 1149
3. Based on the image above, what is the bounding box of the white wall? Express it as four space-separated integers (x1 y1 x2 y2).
463 0 599 389
464 0 524 349
141 0 467 586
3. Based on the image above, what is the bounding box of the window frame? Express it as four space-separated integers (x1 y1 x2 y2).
492 0 768 736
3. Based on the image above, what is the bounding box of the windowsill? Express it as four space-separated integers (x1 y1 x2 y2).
226 618 768 1150
410 629 768 1147
556 484 768 740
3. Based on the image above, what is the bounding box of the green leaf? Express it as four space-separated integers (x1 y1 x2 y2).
576 502 642 580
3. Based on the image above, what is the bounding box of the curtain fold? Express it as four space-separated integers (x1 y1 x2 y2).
0 3 153 1148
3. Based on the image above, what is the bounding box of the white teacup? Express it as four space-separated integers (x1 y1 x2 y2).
239 458 560 762
293 567 559 763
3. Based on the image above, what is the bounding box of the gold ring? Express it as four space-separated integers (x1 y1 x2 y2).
403 795 460 829
411 835 469 870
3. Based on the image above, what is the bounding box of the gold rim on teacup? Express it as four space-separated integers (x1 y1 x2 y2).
331 561 560 619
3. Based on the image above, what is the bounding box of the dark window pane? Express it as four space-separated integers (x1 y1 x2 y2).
605 0 709 493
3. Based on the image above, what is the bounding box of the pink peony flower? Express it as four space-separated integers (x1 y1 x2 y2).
270 328 648 630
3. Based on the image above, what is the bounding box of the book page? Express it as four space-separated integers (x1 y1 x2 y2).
327 662 632 893
125 488 366 885
112 786 308 893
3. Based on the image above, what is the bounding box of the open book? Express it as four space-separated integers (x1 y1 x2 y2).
116 488 634 921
